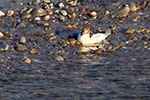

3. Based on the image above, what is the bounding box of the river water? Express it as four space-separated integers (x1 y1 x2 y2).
0 0 150 100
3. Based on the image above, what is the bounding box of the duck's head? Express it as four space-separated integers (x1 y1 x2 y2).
82 26 90 35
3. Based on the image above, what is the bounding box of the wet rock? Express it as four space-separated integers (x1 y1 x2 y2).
133 16 140 21
43 15 50 21
129 2 137 12
26 8 33 14
81 8 86 13
68 38 76 46
44 0 51 3
96 49 103 54
34 16 41 21
20 36 26 44
32 8 47 17
17 22 27 28
68 0 78 6
47 10 53 15
58 2 65 9
55 56 64 61
6 10 15 17
17 45 27 52
20 7 28 14
0 32 4 38
22 14 32 19
25 58 31 64
45 27 51 32
59 15 67 22
90 11 97 17
29 48 37 54
0 11 5 17
113 4 130 17
33 0 40 6
105 10 110 15
125 28 135 34
60 10 68 16
0 44 9 52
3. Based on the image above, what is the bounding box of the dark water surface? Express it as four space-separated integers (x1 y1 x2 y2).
0 0 150 100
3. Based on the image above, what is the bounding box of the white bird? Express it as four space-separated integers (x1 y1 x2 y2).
78 26 111 46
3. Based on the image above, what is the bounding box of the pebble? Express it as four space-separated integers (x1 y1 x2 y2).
29 48 37 54
0 44 9 52
68 38 76 46
0 11 5 17
17 22 27 28
34 17 41 21
60 10 68 16
0 32 4 38
58 2 65 9
105 10 110 15
26 8 33 14
129 2 137 12
114 4 130 17
6 10 15 17
96 49 103 54
59 15 67 22
125 28 135 34
32 8 47 17
20 36 26 44
17 45 27 52
25 58 31 64
44 0 51 3
90 11 97 17
22 14 32 19
43 15 50 21
55 56 64 61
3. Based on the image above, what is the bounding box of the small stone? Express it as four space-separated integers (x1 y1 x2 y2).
29 48 37 54
60 10 67 16
125 28 135 34
6 10 15 17
105 10 110 15
55 56 64 61
26 8 33 14
133 16 140 21
59 15 67 22
68 38 76 45
129 2 137 12
58 2 65 9
17 45 27 52
17 22 27 28
0 11 5 17
81 8 86 13
47 10 53 15
44 0 51 3
25 58 31 64
45 27 51 32
0 44 9 52
113 4 130 17
90 11 97 17
33 0 40 6
32 8 47 17
96 49 103 54
22 14 32 19
34 17 41 21
43 15 50 21
0 32 4 38
20 36 26 44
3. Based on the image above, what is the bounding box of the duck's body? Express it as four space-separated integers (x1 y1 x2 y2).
78 26 111 45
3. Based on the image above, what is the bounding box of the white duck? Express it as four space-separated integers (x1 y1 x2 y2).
78 26 111 45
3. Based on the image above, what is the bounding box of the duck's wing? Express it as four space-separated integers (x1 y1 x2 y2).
91 33 107 42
